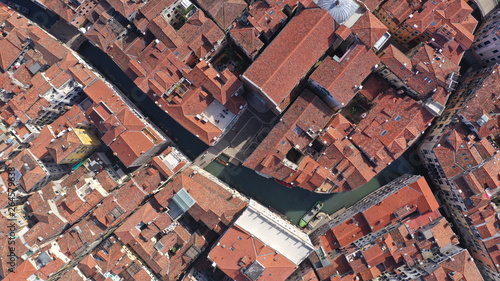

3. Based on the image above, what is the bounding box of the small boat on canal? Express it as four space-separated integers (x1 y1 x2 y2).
299 201 323 228
7 2 30 14
274 179 294 188
214 157 229 166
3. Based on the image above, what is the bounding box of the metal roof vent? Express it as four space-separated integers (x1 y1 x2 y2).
317 0 359 24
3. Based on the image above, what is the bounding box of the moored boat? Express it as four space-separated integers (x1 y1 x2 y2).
214 157 229 166
7 2 30 14
299 201 323 228
274 179 294 188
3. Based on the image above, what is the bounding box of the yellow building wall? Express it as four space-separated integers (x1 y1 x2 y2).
60 128 101 164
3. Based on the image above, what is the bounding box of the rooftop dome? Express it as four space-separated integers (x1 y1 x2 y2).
317 0 360 24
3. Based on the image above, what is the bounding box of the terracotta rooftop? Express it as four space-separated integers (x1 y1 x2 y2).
432 66 500 179
185 60 243 105
50 105 88 135
362 177 438 232
46 129 84 164
244 89 336 191
230 26 265 59
139 0 175 22
247 0 287 39
350 88 434 171
9 149 48 192
0 34 23 72
197 0 247 29
177 9 225 59
156 169 247 231
3 259 36 281
350 12 388 48
242 7 335 111
208 224 297 281
84 80 126 113
153 86 222 145
310 44 380 106
105 0 142 18
109 131 155 167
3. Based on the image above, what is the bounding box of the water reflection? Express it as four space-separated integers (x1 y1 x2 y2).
205 145 424 224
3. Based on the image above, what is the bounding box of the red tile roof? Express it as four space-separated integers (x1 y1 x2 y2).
186 60 243 105
197 0 247 29
244 89 336 190
362 177 438 232
84 80 126 113
208 224 297 281
147 15 184 49
437 250 484 281
350 12 388 48
177 10 225 59
310 44 380 106
139 0 176 22
335 24 352 41
247 0 287 39
46 129 84 164
50 105 88 135
3 260 36 281
109 131 155 167
9 149 48 192
242 7 335 111
153 86 222 145
105 0 142 18
362 244 385 267
38 0 76 22
229 26 264 59
0 34 22 71
351 89 434 170
332 213 371 247
156 170 247 230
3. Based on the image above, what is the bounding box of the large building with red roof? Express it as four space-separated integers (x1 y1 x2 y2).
309 43 380 109
241 4 335 113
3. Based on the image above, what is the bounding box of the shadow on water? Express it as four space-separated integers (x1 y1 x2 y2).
14 0 59 28
205 144 425 225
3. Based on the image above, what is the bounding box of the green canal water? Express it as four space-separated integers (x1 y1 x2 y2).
205 145 425 225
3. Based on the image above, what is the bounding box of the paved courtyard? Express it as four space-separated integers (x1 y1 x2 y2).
193 92 279 167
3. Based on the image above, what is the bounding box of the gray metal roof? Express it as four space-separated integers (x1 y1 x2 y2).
28 62 41 75
244 261 265 281
172 188 196 213
36 251 52 267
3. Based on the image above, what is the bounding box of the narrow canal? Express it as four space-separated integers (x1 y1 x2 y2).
18 0 429 225
205 145 425 224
